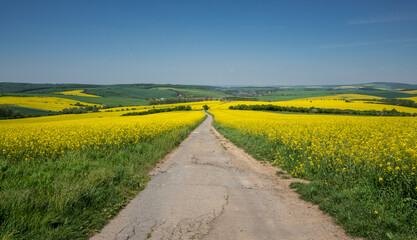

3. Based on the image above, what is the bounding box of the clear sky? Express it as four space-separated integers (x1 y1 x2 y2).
0 0 416 86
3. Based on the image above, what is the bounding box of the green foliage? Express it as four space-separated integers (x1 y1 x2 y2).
366 98 417 108
213 120 417 240
0 105 14 118
53 95 150 107
0 118 205 240
83 87 176 99
0 105 52 119
60 104 100 114
8 106 56 116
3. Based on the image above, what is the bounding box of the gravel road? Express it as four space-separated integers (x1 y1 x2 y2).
91 112 353 240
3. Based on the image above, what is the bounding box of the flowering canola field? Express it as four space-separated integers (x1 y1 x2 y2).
0 111 205 161
104 101 224 112
300 94 384 100
55 90 101 97
0 96 100 111
401 90 417 94
212 100 417 113
212 110 417 197
400 96 417 103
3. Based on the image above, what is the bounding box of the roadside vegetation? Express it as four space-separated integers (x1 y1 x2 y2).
0 111 206 239
211 110 417 240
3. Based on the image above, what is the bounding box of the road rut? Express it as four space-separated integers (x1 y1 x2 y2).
91 113 353 240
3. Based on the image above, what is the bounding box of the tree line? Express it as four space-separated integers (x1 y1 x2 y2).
229 104 417 116
122 105 192 116
361 98 417 108
60 105 100 114
149 98 205 105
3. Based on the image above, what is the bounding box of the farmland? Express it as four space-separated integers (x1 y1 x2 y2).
0 110 206 239
211 110 417 239
212 99 417 114
0 96 100 111
1 82 417 239
55 90 101 98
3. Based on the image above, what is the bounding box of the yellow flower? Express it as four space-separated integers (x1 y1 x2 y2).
379 178 383 182
374 211 379 214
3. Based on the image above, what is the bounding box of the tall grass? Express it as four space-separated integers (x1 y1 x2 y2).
213 120 417 240
0 117 205 240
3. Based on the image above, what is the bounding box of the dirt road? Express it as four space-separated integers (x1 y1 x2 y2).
91 113 353 240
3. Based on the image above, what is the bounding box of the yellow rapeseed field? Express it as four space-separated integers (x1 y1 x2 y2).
103 100 224 112
211 110 417 193
401 90 417 94
55 90 101 97
400 96 417 103
212 100 417 113
300 94 384 100
0 111 205 161
0 96 100 111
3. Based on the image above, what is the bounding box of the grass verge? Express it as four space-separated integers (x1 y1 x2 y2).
212 120 417 240
0 116 205 240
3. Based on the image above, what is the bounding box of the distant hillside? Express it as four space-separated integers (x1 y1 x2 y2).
366 82 417 90
0 82 99 93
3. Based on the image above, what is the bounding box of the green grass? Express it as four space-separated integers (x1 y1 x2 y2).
257 90 340 101
0 117 205 240
54 95 150 107
9 106 57 116
258 89 414 101
158 87 233 98
83 87 176 99
212 120 417 240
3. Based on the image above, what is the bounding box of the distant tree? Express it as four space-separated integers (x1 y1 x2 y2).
0 105 13 118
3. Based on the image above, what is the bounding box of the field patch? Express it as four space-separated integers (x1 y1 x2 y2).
0 96 101 111
0 111 205 161
401 96 417 102
55 90 101 98
84 87 176 99
213 100 417 113
211 110 417 239
157 87 232 98
300 94 384 100
103 100 224 112
401 90 417 94
0 111 206 239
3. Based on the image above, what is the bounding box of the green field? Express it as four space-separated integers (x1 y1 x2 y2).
258 89 415 101
157 87 233 98
10 106 57 116
83 87 176 99
54 95 150 107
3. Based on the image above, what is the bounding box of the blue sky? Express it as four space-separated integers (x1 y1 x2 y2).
0 0 416 86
